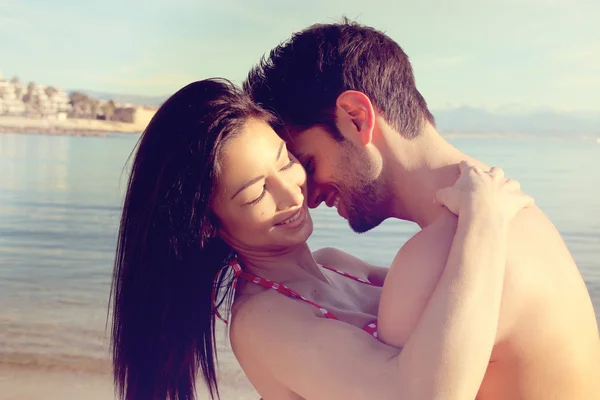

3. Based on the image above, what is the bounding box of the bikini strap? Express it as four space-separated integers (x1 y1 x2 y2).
321 265 377 286
213 259 339 323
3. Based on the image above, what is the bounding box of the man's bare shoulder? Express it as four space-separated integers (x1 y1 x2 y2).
377 210 459 346
393 208 458 261
504 205 595 314
388 205 573 297
507 205 568 253
378 206 556 346
396 205 560 263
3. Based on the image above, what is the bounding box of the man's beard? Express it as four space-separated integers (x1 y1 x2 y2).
338 141 387 233
343 178 386 234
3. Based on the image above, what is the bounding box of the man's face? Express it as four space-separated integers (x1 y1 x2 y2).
287 125 389 233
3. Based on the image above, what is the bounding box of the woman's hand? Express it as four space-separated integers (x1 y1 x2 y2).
435 160 534 224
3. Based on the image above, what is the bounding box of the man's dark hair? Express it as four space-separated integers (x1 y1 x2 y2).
244 18 435 140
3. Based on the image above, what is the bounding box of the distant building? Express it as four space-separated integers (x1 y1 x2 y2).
0 79 26 116
114 106 156 126
45 87 71 120
0 68 74 118
1 69 154 126
114 106 137 123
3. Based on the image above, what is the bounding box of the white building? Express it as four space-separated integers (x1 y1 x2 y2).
49 88 71 119
1 69 73 118
29 84 72 118
0 79 27 116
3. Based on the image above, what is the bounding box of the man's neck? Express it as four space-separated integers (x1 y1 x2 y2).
380 124 475 228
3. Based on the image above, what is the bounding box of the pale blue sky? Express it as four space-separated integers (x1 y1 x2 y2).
1 0 598 111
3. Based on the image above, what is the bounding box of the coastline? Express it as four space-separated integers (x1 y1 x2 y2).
0 116 145 137
2 117 598 142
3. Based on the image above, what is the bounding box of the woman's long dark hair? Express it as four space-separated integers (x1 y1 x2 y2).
110 79 273 400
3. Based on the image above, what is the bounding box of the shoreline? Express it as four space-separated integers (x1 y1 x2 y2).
0 359 258 400
1 117 599 143
0 126 140 137
0 365 258 400
0 116 145 137
0 325 259 399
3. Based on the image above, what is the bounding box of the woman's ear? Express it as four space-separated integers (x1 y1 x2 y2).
200 214 219 246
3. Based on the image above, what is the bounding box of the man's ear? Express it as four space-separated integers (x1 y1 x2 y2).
335 90 376 146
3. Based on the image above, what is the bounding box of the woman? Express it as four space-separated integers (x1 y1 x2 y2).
110 79 532 400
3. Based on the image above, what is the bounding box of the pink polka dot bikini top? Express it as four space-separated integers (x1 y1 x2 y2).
214 259 379 339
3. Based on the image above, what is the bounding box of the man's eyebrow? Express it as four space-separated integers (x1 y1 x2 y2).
230 142 286 200
293 151 306 162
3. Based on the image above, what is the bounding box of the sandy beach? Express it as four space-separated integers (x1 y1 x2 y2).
0 365 259 400
0 116 147 136
0 328 259 400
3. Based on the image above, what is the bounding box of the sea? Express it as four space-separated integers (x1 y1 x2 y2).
0 132 598 394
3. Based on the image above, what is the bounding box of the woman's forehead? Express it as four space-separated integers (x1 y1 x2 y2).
214 120 283 193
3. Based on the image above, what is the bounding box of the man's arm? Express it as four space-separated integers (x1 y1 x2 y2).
376 211 458 347
376 207 550 351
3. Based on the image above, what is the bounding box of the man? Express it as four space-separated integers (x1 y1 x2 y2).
244 19 600 399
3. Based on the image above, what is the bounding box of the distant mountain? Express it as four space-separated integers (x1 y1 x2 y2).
68 89 167 107
69 89 600 137
433 106 600 137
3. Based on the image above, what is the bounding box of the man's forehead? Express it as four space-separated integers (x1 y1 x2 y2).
284 126 330 153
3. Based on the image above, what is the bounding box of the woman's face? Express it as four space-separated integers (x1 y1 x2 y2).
212 119 313 253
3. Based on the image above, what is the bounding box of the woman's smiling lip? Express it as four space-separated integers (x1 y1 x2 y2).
274 207 306 228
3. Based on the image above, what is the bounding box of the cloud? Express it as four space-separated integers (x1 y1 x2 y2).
557 75 600 87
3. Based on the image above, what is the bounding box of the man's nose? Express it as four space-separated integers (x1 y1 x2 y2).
307 179 324 209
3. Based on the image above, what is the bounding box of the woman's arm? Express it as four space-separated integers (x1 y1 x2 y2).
385 209 508 399
379 162 532 400
231 162 532 400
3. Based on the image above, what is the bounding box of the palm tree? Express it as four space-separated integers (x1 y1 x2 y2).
103 100 116 121
91 100 101 119
45 86 59 98
69 92 90 118
27 82 36 95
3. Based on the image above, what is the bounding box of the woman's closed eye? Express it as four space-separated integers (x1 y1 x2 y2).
245 159 297 205
246 185 267 205
280 159 295 171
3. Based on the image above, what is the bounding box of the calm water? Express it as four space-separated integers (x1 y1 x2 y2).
0 133 599 371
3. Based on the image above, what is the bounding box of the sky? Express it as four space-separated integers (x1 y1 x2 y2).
1 0 598 111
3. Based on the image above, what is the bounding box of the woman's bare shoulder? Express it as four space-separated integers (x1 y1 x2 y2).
313 247 365 267
313 247 378 275
313 247 389 287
